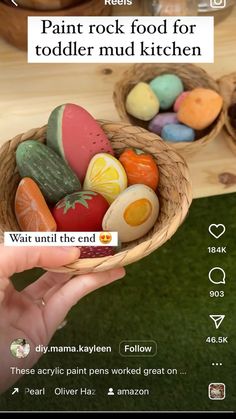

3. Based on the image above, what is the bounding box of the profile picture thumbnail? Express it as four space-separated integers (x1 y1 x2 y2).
10 338 30 359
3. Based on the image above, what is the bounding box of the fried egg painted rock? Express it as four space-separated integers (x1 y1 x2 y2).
102 185 160 243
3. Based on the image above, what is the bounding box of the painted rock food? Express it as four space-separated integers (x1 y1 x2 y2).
173 91 190 112
14 103 162 260
148 112 178 136
47 104 114 182
149 74 184 110
16 140 81 204
124 72 223 146
119 148 159 191
83 153 127 204
125 82 160 121
52 191 109 232
162 124 195 143
102 185 160 243
79 246 115 259
178 88 223 130
15 178 57 232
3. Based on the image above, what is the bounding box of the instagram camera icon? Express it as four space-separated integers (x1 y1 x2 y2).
210 0 226 8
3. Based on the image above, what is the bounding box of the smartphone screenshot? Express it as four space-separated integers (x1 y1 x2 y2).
0 0 236 414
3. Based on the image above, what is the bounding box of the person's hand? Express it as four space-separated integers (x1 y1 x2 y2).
0 246 125 393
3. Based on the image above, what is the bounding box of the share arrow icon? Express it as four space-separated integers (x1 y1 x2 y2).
11 388 19 395
209 315 225 329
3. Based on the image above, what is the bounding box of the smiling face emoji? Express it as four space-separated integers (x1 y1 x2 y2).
102 185 160 243
99 232 112 244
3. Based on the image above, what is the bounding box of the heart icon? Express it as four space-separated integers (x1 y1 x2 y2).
209 224 226 239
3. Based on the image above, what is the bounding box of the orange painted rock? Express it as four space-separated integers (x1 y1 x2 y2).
119 148 159 191
15 177 57 232
178 88 223 130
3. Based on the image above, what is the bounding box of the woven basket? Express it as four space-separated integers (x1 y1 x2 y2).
0 0 111 50
113 64 225 158
218 72 236 153
0 122 192 274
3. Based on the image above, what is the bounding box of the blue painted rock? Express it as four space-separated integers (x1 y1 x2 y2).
148 112 178 135
47 103 114 182
125 82 160 121
102 185 159 243
161 124 195 143
16 140 81 204
149 74 184 110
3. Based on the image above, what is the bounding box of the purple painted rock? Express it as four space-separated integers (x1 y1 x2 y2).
47 104 114 182
173 91 190 112
148 112 178 135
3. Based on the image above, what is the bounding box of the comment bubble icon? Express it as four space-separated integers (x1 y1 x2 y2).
208 267 226 285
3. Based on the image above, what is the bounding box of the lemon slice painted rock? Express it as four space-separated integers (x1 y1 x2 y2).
83 153 128 204
102 184 160 243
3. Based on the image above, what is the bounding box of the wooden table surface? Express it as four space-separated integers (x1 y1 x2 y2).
0 1 236 199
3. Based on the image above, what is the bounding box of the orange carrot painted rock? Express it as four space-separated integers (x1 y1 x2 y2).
15 177 57 232
119 148 159 191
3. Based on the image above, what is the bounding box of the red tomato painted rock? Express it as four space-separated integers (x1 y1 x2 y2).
79 246 115 259
52 191 109 232
47 103 114 182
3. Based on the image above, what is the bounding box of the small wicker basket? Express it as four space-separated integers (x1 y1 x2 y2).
0 122 192 274
218 72 236 153
113 64 225 158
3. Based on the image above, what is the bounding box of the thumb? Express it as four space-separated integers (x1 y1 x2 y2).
0 245 80 277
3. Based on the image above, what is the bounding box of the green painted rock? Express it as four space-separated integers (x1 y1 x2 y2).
149 74 184 110
16 140 81 204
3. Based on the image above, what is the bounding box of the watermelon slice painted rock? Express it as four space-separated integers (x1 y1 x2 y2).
52 190 109 232
47 104 114 182
79 246 115 259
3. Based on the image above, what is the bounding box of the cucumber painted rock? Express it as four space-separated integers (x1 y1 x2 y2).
47 103 114 182
16 140 81 204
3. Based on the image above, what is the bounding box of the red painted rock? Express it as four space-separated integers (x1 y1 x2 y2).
47 104 114 182
52 190 109 232
79 246 115 259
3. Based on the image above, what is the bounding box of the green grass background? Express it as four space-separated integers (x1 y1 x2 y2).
1 193 236 412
